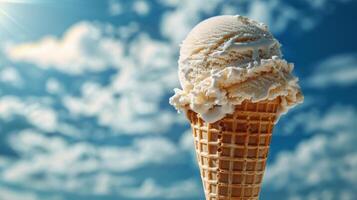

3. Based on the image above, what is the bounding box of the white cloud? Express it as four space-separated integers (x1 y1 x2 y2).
288 189 355 200
109 0 150 16
264 104 357 199
178 129 199 166
91 173 135 195
0 66 22 87
0 187 42 200
46 78 62 94
99 137 180 172
108 0 123 16
0 95 82 137
5 22 124 74
282 104 356 135
0 185 64 200
133 0 150 16
2 129 182 194
117 22 139 39
303 0 352 9
179 129 193 151
121 178 201 199
160 0 352 45
0 96 58 132
1 129 197 198
5 21 183 134
63 33 183 134
0 156 10 169
63 81 180 134
246 0 299 34
160 0 221 45
306 53 357 88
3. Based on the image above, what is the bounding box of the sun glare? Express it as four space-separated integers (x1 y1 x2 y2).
0 0 31 3
0 0 31 36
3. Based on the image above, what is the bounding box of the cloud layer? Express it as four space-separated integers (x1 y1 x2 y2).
5 22 124 74
264 104 357 199
306 54 357 88
1 129 198 198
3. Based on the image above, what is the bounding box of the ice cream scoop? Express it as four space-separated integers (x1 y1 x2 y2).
170 15 303 123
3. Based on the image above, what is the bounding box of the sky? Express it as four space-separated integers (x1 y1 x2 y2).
0 0 356 200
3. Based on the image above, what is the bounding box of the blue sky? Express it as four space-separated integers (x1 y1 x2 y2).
0 0 356 200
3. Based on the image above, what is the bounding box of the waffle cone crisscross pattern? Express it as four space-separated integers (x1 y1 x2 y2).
187 98 280 200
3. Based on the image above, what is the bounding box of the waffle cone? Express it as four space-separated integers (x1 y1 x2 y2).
187 98 280 200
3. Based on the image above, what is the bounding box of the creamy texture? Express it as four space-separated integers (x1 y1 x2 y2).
170 15 303 123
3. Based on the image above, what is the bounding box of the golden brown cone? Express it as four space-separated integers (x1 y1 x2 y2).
187 98 280 200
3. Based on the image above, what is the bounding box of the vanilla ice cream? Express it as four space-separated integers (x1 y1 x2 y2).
170 15 303 123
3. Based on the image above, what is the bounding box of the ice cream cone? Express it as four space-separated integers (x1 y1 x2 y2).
187 98 280 200
169 15 303 200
